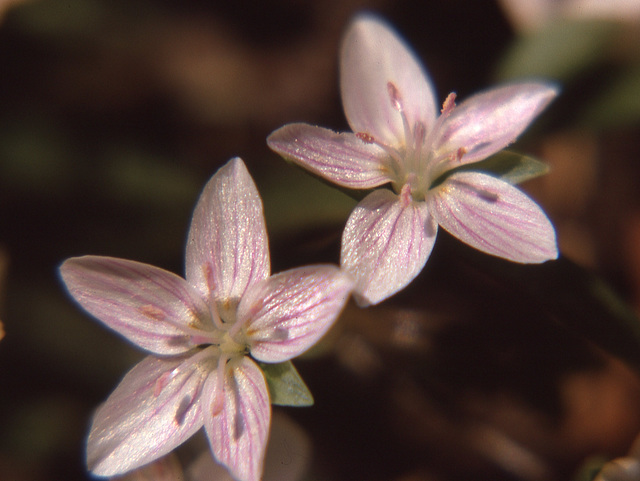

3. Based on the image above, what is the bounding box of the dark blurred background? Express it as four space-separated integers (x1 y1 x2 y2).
1 0 640 480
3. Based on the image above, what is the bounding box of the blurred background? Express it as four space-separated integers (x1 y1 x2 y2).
1 0 640 480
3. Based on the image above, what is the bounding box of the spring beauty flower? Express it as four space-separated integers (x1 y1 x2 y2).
268 14 558 306
60 158 353 481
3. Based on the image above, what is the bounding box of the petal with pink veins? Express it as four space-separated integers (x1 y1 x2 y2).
432 83 558 170
267 123 391 189
87 353 211 476
340 189 437 306
340 14 437 147
239 265 353 363
428 171 558 263
203 357 270 481
185 158 270 306
60 256 212 355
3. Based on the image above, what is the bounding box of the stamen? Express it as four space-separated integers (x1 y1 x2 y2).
387 81 403 112
387 81 413 148
202 264 225 330
399 183 413 207
413 121 426 159
202 263 216 293
356 131 405 175
441 92 457 116
210 355 229 416
455 147 467 163
356 132 376 144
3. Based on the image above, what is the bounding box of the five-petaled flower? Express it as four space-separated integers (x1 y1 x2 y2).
268 14 559 306
60 158 353 481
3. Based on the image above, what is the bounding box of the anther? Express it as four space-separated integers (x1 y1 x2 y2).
399 182 413 207
387 81 413 148
356 132 376 144
387 81 404 112
441 92 457 116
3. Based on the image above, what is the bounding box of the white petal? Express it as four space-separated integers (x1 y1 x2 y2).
428 171 558 262
433 83 557 169
340 189 437 306
267 123 391 189
188 412 310 481
203 357 270 481
185 158 270 306
340 14 437 147
88 353 211 476
239 265 353 363
60 256 212 355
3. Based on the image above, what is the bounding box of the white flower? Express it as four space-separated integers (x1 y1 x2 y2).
60 158 352 481
268 14 558 306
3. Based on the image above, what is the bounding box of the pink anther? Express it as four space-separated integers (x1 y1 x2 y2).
441 92 457 116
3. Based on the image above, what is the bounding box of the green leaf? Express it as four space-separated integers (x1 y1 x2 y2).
455 247 640 377
431 150 550 188
260 163 356 237
460 151 550 184
258 360 314 407
572 456 609 481
581 63 640 129
495 19 616 82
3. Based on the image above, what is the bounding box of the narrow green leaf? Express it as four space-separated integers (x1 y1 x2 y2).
258 360 314 407
572 456 610 481
460 151 550 184
431 150 550 188
581 63 640 129
260 163 356 237
456 247 640 377
495 19 616 81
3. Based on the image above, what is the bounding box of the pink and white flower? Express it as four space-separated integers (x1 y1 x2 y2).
60 158 353 481
268 14 559 306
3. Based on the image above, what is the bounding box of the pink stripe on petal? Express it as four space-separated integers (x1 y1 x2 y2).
429 171 558 263
341 14 438 147
87 353 211 476
203 357 270 481
267 123 392 189
433 83 558 169
60 256 213 355
239 265 353 363
185 158 270 306
340 189 437 306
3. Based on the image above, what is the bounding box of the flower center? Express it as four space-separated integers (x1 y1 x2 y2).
356 82 438 201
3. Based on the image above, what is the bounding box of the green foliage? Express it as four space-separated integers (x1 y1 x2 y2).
573 456 609 481
581 63 640 129
461 250 640 378
258 360 314 407
496 19 616 81
454 150 550 185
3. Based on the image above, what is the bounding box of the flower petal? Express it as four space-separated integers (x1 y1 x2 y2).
203 357 270 481
340 189 437 306
60 256 212 355
189 412 310 481
428 171 558 262
87 353 210 477
185 158 270 306
267 123 391 189
239 265 353 363
340 14 437 147
433 83 558 169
